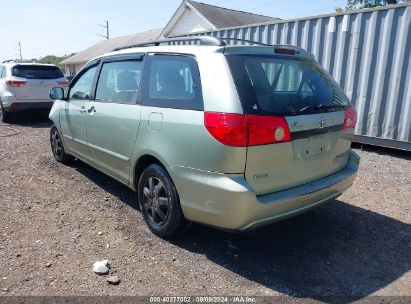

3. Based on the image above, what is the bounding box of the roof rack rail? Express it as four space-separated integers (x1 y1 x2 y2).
114 36 226 51
2 59 16 63
213 37 269 46
113 36 307 52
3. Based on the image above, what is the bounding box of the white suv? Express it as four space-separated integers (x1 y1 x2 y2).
0 61 67 122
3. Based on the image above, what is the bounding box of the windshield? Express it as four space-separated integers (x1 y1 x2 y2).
226 55 350 116
12 65 64 80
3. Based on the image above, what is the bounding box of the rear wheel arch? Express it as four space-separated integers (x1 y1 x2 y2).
133 154 168 188
136 158 190 237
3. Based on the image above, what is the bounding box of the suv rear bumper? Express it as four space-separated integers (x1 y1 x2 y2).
2 99 54 112
169 150 360 230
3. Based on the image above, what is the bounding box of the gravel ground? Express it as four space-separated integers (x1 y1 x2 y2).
0 115 410 301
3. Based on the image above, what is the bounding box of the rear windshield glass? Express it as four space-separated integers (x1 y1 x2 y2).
12 65 64 80
226 55 350 116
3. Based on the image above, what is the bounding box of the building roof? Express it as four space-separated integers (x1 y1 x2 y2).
186 0 279 29
61 28 162 65
160 0 279 38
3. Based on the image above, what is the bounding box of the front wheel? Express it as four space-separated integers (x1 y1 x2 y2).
50 125 73 164
138 164 189 237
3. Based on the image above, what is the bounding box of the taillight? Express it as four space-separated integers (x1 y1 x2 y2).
204 112 291 147
204 112 248 147
6 80 27 87
274 48 296 55
57 81 69 87
246 115 291 145
342 106 357 130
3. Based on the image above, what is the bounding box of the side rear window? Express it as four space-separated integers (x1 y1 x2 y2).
95 60 143 104
142 54 203 111
0 66 4 78
12 65 64 79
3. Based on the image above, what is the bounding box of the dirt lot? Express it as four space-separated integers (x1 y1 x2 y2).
0 115 410 301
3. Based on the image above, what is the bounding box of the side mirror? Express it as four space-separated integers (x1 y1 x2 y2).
49 87 65 100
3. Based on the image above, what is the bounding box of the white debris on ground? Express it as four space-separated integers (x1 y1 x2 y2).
92 260 110 275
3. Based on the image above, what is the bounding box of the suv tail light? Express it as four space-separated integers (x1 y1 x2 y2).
6 80 27 87
204 112 291 147
204 112 248 147
57 81 69 87
342 106 357 130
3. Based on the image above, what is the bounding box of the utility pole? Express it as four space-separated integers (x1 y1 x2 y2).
98 21 110 39
17 41 23 61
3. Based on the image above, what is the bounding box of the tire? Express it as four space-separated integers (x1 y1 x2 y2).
138 164 190 237
50 125 73 164
0 102 12 123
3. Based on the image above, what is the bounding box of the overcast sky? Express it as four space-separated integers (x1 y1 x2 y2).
0 0 345 62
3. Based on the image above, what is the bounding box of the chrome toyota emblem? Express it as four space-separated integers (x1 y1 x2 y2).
318 117 327 129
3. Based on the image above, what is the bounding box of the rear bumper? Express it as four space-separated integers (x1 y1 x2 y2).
170 150 360 230
2 99 54 112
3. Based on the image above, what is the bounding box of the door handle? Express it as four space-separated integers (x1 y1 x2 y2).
87 106 96 114
79 106 86 114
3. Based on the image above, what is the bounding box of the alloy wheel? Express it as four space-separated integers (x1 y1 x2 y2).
51 128 63 159
142 177 170 226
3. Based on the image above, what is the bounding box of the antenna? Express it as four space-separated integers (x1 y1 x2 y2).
98 21 110 39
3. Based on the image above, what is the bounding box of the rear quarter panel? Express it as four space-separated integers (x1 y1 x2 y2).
130 106 247 187
195 51 243 113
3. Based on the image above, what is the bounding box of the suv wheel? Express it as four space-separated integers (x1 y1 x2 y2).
0 102 12 123
138 164 189 237
50 125 73 164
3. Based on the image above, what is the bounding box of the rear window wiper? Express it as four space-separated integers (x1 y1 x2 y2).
299 104 346 113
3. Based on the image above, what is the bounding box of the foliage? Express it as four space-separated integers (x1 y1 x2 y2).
336 0 409 11
40 53 76 73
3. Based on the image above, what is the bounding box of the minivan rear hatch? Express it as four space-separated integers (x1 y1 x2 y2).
11 65 65 100
226 51 355 195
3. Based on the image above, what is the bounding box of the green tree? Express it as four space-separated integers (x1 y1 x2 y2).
336 0 409 11
40 53 76 73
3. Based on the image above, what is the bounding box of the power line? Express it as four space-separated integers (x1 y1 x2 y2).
98 21 110 39
30 34 99 52
251 0 285 11
110 16 169 33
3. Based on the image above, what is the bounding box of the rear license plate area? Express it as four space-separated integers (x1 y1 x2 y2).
293 135 328 160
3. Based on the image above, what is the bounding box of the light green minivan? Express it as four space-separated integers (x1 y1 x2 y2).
49 37 360 237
